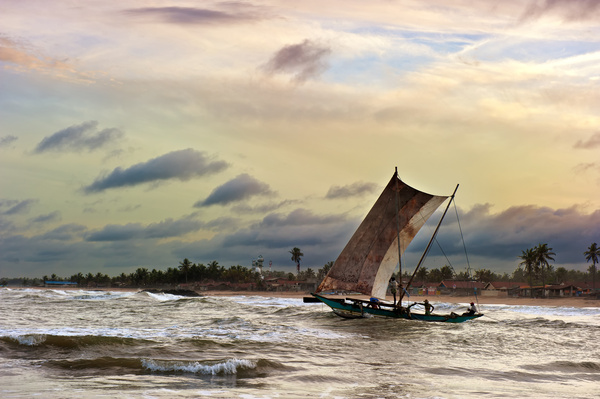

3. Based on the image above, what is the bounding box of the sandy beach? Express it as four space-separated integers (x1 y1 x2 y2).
18 286 598 308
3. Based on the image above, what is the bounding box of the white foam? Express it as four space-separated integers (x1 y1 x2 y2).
1 326 162 341
227 295 305 308
195 390 227 396
479 303 600 317
141 358 256 374
8 334 47 346
145 292 183 301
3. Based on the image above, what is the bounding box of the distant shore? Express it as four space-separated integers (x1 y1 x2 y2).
11 286 599 308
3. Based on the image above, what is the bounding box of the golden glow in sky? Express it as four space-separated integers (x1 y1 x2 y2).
2 0 600 277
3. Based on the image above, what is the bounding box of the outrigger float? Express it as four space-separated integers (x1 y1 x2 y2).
306 168 483 323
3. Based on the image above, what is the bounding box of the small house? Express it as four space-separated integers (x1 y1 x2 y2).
545 284 579 297
484 282 527 297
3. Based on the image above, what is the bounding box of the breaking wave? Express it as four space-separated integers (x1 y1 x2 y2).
46 356 282 377
142 358 257 374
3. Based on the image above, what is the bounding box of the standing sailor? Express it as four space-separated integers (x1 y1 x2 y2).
423 299 434 315
389 277 399 305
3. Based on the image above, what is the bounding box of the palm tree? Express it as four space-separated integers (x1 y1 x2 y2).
133 268 149 286
440 265 455 281
179 258 192 284
317 261 334 282
534 243 555 298
474 268 494 283
289 247 303 275
554 266 568 284
207 260 223 280
415 266 428 282
304 267 316 280
518 248 536 298
584 243 599 293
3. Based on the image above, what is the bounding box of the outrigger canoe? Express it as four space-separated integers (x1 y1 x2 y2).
311 293 483 323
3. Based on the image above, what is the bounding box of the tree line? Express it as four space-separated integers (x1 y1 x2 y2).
6 260 330 288
3 243 599 289
515 243 599 288
5 249 333 288
411 242 597 287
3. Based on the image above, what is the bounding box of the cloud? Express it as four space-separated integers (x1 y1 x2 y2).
0 229 179 275
0 36 60 71
34 121 124 153
259 208 348 228
194 173 274 207
144 217 206 239
424 203 600 270
222 208 353 249
573 162 599 175
41 224 87 241
262 39 332 82
0 36 88 81
162 208 356 269
325 181 379 199
84 214 240 242
124 4 270 25
84 149 229 193
0 37 37 66
231 199 299 214
86 215 206 242
117 204 142 212
0 199 37 215
86 224 145 242
519 0 600 22
3 200 600 277
0 135 18 148
30 211 61 224
574 132 600 149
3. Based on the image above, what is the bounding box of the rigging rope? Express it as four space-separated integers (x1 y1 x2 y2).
453 200 480 309
416 196 481 311
454 201 471 272
412 207 457 276
432 236 456 275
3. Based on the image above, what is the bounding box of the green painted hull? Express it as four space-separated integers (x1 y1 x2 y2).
312 293 483 323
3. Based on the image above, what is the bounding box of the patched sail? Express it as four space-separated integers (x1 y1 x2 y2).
316 172 448 299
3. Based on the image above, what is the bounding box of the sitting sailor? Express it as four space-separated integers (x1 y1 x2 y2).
367 297 380 309
463 302 477 316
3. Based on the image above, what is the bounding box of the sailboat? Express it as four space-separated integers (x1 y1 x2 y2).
309 168 483 323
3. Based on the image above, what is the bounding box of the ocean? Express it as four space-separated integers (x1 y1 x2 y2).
1 288 599 398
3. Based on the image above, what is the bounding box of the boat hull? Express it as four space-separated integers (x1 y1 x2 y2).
312 293 483 323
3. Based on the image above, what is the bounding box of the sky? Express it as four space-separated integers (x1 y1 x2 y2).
2 0 600 279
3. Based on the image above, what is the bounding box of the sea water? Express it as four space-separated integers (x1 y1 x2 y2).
1 288 599 398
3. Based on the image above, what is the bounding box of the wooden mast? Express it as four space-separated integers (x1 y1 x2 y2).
395 167 402 304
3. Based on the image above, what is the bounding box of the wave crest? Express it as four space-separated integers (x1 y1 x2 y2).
142 358 256 375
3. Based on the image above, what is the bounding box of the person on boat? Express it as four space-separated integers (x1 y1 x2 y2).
423 299 434 315
406 302 419 316
367 297 380 309
463 302 477 316
389 277 399 305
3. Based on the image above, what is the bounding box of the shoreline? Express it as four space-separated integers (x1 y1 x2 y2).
8 286 599 308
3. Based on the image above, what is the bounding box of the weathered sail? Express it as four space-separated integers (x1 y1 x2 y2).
316 172 448 299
